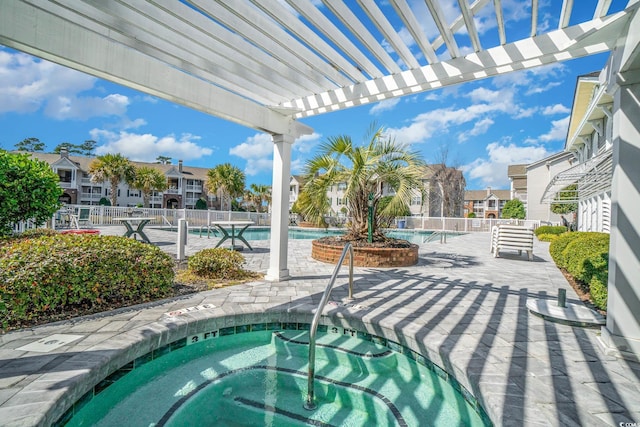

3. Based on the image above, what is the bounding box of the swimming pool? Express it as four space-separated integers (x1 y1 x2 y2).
197 227 444 244
62 325 490 426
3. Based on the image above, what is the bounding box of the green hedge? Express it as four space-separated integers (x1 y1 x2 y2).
0 234 174 329
564 232 609 284
548 231 610 311
548 232 582 268
534 225 567 237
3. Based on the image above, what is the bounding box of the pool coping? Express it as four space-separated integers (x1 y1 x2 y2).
45 304 493 427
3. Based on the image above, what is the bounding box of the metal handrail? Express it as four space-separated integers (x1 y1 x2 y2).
304 243 354 410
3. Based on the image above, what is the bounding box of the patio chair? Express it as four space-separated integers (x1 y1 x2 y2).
72 207 94 229
490 224 534 261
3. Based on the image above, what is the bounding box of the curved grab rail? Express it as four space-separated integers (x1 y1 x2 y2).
304 243 354 410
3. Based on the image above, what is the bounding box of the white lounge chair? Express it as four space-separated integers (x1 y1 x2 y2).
490 225 534 261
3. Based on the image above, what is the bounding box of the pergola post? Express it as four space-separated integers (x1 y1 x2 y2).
266 134 294 282
600 17 640 359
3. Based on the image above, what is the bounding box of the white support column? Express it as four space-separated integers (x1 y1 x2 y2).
600 46 640 358
266 134 294 282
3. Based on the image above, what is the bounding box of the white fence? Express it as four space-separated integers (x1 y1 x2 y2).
12 205 543 234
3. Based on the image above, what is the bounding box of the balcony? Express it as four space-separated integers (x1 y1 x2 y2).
185 184 203 192
165 188 181 194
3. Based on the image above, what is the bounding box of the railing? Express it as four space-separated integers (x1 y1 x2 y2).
304 243 354 410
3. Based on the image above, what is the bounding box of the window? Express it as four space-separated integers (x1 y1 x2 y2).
57 169 72 183
337 183 347 191
488 199 495 208
411 196 421 206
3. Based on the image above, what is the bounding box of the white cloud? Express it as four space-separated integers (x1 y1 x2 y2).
370 98 401 115
229 132 322 176
458 118 494 142
0 49 129 119
539 116 570 142
463 141 550 188
92 130 213 162
542 104 570 115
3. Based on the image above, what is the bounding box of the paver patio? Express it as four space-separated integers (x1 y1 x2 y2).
0 227 638 426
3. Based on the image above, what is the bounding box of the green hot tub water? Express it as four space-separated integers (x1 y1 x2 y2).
65 329 489 426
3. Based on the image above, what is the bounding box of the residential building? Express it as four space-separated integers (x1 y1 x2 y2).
289 175 304 210
463 188 511 218
24 150 218 209
523 152 575 223
541 71 613 233
507 164 527 211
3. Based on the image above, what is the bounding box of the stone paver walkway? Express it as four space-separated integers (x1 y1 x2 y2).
0 226 638 426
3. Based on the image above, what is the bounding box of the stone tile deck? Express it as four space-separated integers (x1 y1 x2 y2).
0 226 638 426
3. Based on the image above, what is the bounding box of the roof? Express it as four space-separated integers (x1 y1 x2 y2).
527 151 575 170
465 189 511 201
19 152 210 182
507 164 527 177
1 1 632 136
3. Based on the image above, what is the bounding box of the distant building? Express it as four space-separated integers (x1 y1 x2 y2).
524 152 575 223
507 164 527 211
23 150 218 209
463 188 511 218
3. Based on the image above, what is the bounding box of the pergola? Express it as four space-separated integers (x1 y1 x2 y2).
1 1 639 357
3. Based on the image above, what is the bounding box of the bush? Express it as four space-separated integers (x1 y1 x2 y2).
564 232 609 284
534 225 567 236
590 274 608 311
188 248 246 279
549 232 582 268
0 234 174 330
536 233 559 242
0 150 62 236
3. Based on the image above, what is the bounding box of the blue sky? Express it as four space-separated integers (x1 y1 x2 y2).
0 1 626 190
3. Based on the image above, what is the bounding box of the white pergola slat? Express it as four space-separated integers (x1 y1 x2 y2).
1 0 632 134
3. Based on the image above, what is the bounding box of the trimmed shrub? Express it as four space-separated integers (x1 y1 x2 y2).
549 232 582 268
564 232 609 284
534 225 567 237
0 234 174 329
590 274 608 311
536 233 559 242
188 248 245 279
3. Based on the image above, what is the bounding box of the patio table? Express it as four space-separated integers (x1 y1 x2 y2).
211 220 254 250
113 217 154 243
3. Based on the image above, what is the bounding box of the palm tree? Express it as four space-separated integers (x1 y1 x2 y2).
131 166 168 208
250 183 271 213
207 163 245 211
300 126 426 242
88 153 136 207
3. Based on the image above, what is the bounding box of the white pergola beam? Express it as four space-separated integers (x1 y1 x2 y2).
249 0 369 82
559 0 574 29
389 0 439 64
493 0 507 45
431 0 491 51
594 0 613 19
0 0 311 137
357 0 421 69
531 0 539 37
425 0 461 58
457 0 482 52
323 0 403 74
285 11 630 117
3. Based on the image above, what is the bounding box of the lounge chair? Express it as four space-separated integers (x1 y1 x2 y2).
490 225 534 261
69 207 94 229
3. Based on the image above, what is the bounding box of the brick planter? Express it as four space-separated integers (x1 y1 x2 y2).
312 239 419 267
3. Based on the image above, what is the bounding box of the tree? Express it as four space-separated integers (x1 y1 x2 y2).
551 183 578 215
377 195 411 228
88 153 136 207
53 140 97 156
299 125 425 241
156 156 172 164
15 137 45 152
429 146 466 217
207 163 246 211
249 183 271 213
130 166 167 208
0 150 62 236
501 199 526 219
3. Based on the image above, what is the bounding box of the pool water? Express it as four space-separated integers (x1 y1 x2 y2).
200 227 440 244
65 329 489 426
